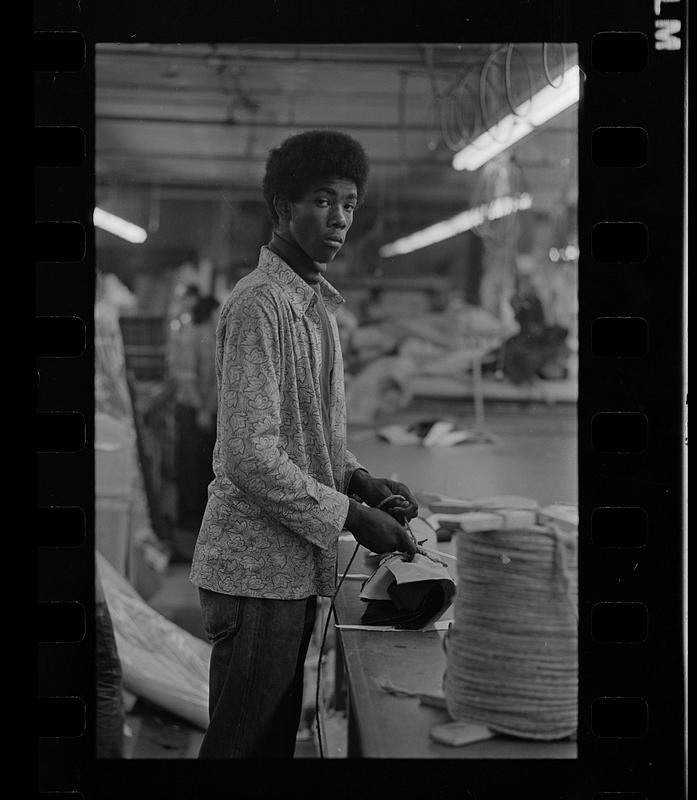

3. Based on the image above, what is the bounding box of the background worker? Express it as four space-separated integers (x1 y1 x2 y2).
168 288 219 531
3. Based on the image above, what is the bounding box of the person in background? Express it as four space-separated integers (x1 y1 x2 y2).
172 283 200 327
190 295 220 517
358 285 388 324
168 286 218 531
189 129 418 759
501 274 570 385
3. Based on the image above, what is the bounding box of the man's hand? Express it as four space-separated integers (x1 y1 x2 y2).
348 470 418 520
344 500 418 555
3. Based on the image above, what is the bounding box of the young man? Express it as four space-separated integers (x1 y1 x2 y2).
189 130 418 758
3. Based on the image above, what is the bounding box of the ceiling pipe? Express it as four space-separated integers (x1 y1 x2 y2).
96 113 451 132
97 151 458 167
96 46 484 73
98 81 440 99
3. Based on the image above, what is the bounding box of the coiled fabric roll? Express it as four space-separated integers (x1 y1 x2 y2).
443 522 577 740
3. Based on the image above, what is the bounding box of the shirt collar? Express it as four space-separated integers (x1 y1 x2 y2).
258 245 345 318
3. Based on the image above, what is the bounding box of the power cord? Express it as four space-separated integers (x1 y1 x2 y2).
314 540 360 759
314 494 416 758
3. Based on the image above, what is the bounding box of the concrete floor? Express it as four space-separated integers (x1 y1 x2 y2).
350 399 577 508
123 399 577 759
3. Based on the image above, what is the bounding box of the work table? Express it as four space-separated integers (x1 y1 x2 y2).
333 538 577 759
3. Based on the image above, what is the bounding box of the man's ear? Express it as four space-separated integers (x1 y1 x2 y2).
273 195 291 222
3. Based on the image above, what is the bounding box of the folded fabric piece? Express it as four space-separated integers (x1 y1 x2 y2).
472 495 539 511
419 495 475 514
536 503 579 534
359 553 456 630
376 419 478 447
427 509 539 534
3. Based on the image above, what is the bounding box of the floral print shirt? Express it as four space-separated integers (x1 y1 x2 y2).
189 246 363 599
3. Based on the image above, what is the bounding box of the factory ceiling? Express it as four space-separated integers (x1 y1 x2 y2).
96 42 578 239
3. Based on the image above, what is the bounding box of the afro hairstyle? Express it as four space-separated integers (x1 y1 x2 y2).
262 130 369 227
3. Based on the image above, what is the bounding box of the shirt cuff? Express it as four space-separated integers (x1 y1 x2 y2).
345 467 370 498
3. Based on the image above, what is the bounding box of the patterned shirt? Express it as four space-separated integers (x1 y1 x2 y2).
189 246 363 599
312 285 335 451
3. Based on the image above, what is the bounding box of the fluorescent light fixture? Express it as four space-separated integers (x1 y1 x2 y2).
93 207 148 244
452 64 581 172
379 192 532 258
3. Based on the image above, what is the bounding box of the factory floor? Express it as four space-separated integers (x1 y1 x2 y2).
124 398 577 759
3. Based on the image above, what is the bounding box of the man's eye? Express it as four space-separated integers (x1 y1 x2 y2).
345 205 356 213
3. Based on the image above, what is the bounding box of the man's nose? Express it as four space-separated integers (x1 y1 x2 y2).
329 206 348 228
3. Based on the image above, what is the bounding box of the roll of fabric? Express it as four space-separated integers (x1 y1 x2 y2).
97 552 211 730
443 519 577 740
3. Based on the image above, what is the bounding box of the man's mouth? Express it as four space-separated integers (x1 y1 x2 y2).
323 236 343 247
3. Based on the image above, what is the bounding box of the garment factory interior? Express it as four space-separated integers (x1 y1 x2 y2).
94 42 579 759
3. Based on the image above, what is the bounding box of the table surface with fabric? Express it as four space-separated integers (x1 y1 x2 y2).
333 538 577 759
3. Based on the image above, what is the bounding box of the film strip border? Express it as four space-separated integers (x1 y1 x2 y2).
34 5 686 799
579 19 686 799
35 19 94 798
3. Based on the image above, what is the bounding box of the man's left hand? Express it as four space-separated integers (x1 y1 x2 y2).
349 470 419 520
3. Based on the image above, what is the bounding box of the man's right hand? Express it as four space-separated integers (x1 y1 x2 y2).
344 499 418 555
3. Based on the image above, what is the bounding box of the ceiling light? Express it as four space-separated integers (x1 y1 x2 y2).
452 64 581 172
93 207 148 244
379 192 532 258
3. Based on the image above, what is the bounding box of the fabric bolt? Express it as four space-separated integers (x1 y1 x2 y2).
197 589 317 758
189 246 363 599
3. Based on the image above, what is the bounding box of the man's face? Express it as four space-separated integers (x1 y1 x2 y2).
284 177 358 272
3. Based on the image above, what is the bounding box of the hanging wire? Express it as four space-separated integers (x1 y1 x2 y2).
469 155 526 242
419 43 441 101
542 42 567 88
504 43 534 117
440 55 477 100
438 65 479 151
439 85 472 151
425 46 481 151
432 43 571 154
452 80 479 144
418 44 445 153
478 45 515 144
439 93 466 151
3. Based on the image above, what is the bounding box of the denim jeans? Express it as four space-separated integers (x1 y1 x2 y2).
96 600 125 758
197 589 317 758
